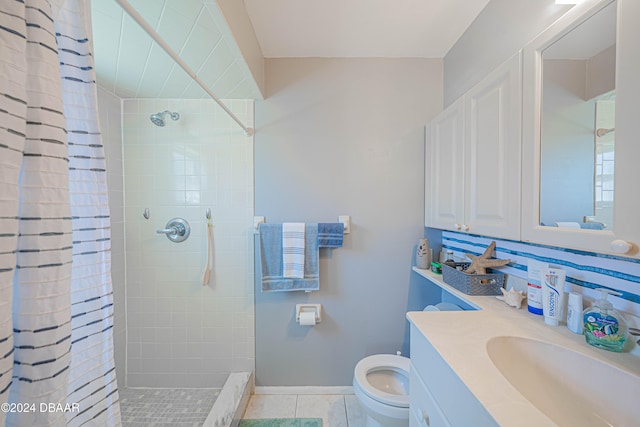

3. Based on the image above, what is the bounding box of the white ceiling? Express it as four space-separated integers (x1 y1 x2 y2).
244 0 491 58
91 0 491 99
90 0 262 99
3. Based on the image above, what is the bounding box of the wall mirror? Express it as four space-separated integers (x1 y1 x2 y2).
521 0 640 258
539 0 616 231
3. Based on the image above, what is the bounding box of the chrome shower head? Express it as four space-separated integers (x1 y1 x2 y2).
150 110 180 127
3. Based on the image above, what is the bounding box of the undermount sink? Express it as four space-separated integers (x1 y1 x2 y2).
487 336 640 427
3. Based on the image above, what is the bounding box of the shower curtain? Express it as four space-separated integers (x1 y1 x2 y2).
0 1 121 425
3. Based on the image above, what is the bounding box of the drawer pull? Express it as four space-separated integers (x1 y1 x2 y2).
413 408 431 426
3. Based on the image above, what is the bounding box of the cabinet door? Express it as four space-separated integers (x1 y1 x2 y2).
521 0 639 257
425 98 465 230
410 366 452 427
464 53 522 240
613 0 640 256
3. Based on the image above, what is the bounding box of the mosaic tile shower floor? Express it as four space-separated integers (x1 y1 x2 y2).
119 387 221 427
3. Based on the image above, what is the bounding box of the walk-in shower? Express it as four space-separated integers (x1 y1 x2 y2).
98 93 255 427
92 1 256 425
150 110 180 126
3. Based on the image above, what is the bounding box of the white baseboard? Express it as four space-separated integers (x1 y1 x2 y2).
254 386 354 395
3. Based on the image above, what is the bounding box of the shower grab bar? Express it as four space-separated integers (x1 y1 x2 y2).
114 0 255 137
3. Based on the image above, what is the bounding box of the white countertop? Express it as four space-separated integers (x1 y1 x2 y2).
408 267 640 427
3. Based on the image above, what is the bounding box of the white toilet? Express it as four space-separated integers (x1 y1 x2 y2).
353 353 410 427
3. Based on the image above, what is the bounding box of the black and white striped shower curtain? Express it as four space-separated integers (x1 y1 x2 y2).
1 1 121 425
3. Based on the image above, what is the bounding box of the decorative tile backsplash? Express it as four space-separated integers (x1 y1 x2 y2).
442 231 640 318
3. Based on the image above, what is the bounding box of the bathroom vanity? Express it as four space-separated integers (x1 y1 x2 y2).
409 319 496 427
408 267 640 427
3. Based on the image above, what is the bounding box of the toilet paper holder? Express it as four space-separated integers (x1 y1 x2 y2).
296 304 322 324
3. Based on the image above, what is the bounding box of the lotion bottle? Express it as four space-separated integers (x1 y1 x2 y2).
527 260 547 315
583 289 628 352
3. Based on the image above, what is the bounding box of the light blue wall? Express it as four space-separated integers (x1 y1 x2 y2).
254 58 443 386
444 0 571 107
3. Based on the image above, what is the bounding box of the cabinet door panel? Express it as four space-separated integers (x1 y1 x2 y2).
464 53 522 240
425 98 464 230
410 366 452 427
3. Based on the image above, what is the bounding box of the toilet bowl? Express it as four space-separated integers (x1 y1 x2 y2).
353 354 410 427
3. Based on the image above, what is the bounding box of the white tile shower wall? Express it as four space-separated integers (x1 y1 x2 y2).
97 86 126 389
122 99 255 388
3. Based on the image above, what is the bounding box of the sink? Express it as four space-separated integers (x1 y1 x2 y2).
486 336 640 427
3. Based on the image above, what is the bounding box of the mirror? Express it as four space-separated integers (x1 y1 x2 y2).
539 0 616 230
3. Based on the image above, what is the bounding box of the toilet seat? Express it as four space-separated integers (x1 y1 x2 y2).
354 354 410 408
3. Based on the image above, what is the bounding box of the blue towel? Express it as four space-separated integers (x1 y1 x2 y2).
542 221 605 230
259 223 319 292
318 223 344 248
580 222 604 230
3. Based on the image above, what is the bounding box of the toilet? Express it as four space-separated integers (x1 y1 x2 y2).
353 353 410 427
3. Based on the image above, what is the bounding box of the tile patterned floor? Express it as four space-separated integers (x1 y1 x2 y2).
243 394 365 427
119 387 221 427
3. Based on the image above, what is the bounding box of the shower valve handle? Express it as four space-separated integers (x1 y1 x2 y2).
156 218 190 243
156 226 180 235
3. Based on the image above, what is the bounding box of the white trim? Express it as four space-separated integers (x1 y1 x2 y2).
254 386 354 395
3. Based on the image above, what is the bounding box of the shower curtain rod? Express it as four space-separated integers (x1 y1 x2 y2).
114 0 254 136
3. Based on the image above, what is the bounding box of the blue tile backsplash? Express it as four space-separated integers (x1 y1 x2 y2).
441 231 640 318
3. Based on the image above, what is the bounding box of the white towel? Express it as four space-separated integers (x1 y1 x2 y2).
283 222 305 278
555 222 581 229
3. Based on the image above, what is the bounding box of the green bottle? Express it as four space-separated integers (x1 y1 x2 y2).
583 289 628 352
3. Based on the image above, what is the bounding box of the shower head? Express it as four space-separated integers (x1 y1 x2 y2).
150 110 180 127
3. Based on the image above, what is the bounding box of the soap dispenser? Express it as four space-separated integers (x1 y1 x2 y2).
583 289 628 352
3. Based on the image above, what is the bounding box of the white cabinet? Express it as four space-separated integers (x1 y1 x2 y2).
426 53 522 240
425 98 465 232
410 323 498 427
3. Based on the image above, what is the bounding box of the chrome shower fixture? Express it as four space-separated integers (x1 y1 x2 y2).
150 110 180 127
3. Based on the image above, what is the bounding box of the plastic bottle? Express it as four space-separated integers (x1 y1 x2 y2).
583 289 628 352
443 250 456 269
566 292 583 334
527 260 547 315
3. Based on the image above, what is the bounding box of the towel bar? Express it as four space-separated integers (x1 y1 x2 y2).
253 216 350 234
